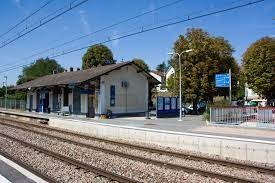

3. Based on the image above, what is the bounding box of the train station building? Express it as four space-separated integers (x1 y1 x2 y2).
13 62 159 117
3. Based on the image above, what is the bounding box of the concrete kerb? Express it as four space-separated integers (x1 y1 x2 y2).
49 117 275 164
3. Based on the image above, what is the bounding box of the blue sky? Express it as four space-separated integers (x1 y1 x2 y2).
0 0 274 85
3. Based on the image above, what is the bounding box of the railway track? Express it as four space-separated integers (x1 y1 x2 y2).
0 132 138 183
1 117 273 175
0 118 273 182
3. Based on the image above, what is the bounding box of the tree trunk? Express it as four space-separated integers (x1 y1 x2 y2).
192 99 198 115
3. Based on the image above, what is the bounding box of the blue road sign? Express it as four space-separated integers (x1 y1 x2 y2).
215 74 230 87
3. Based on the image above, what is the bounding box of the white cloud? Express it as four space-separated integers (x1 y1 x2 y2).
79 10 91 34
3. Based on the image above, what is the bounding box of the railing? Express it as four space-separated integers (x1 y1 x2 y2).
0 99 26 111
210 107 275 128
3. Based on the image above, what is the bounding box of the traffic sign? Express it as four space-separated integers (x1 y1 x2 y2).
215 74 230 87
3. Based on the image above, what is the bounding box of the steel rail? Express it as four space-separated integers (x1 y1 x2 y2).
0 116 273 176
0 119 263 183
0 148 55 183
0 132 139 183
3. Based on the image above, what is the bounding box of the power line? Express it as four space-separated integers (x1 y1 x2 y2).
0 0 89 49
0 0 54 39
50 0 265 58
1 0 247 70
0 0 264 74
0 0 185 68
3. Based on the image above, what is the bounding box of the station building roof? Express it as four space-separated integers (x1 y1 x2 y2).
13 61 159 90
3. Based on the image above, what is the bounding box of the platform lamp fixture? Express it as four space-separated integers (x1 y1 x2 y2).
4 76 7 109
168 49 193 121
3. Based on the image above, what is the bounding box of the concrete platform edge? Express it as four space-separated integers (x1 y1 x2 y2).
49 117 275 164
0 154 47 183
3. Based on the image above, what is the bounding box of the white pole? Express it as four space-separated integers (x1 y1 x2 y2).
229 69 232 105
4 76 7 110
178 53 182 121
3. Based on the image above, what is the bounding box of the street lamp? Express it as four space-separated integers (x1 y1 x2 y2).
168 49 193 121
4 76 7 110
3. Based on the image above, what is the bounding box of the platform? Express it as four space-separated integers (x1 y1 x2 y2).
0 154 46 183
1 109 275 164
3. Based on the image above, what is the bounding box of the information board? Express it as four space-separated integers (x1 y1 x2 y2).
156 96 179 118
215 74 230 87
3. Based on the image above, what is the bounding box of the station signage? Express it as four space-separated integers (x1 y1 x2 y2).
215 74 230 87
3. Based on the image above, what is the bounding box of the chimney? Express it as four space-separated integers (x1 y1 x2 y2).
70 67 73 72
77 68 80 71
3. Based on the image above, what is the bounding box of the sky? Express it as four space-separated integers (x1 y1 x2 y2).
0 0 274 85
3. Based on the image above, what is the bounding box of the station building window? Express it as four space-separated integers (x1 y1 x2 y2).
110 85 115 106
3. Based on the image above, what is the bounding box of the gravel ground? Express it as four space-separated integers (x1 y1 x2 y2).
0 136 113 183
2 121 274 183
0 123 225 183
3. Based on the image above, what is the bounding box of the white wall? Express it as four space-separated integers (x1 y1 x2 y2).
27 91 37 111
26 92 30 109
101 65 148 114
80 94 88 113
49 91 53 110
69 92 73 112
150 72 167 92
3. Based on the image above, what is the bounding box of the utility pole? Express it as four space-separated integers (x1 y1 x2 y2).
4 76 7 109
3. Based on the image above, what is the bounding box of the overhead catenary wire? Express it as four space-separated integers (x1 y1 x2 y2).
0 0 250 70
0 0 89 49
0 0 186 69
0 0 55 40
0 0 264 75
0 0 249 69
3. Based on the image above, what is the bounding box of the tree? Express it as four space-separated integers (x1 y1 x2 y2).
82 44 115 69
17 58 64 85
156 61 168 73
169 28 239 113
132 58 150 72
242 37 275 102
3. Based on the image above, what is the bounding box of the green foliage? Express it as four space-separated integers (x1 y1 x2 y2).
242 37 275 100
0 87 4 98
17 58 64 85
0 86 26 100
156 61 168 72
169 28 239 112
166 73 177 96
82 44 115 69
132 58 150 72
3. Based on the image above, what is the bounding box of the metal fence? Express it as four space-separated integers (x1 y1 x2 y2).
210 107 275 128
0 99 26 111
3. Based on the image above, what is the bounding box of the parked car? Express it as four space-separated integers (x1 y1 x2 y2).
187 101 206 114
182 106 192 114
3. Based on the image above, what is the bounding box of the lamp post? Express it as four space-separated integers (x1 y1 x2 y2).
4 76 7 109
168 49 193 121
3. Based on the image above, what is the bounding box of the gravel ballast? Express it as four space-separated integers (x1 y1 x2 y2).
0 123 227 183
1 119 275 182
0 136 111 183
